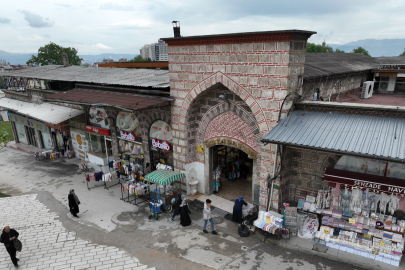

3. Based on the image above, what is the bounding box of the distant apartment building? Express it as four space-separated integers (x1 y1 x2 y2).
139 40 168 61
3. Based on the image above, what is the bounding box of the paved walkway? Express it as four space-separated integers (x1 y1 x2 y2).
0 194 155 270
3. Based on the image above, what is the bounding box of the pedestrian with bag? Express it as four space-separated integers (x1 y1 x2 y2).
68 189 80 218
232 196 248 223
1 226 20 267
203 199 218 235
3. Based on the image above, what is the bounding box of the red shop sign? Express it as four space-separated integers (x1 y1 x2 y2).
120 130 136 142
325 168 405 194
152 138 171 151
84 125 110 136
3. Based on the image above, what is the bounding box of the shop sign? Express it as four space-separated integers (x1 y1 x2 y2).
84 125 110 136
117 130 142 143
152 138 171 151
89 107 109 129
71 131 88 160
9 112 49 133
197 145 204 153
325 168 405 195
204 138 258 159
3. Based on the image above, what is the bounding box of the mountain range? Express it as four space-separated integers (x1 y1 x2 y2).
328 39 405 57
0 50 138 65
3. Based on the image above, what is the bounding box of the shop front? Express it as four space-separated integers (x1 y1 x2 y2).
84 124 112 165
261 109 405 266
9 112 51 149
149 120 173 171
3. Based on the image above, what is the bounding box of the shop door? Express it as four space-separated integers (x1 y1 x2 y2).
27 127 38 147
106 138 113 157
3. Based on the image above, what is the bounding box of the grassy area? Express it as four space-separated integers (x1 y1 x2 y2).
0 121 13 141
0 193 10 198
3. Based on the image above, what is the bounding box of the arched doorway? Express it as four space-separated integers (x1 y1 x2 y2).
205 138 258 203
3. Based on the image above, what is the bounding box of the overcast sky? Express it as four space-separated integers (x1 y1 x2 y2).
0 0 404 55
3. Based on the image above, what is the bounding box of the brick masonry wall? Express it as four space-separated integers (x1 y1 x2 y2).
280 146 341 204
166 36 311 208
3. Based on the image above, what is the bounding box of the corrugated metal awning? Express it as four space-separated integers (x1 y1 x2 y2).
262 110 405 162
0 97 84 125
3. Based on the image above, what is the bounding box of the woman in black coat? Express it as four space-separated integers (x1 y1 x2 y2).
68 189 80 218
171 192 182 221
232 196 247 223
180 199 192 227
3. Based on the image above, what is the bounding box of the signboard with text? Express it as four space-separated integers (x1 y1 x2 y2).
84 125 110 136
151 138 171 151
116 129 142 143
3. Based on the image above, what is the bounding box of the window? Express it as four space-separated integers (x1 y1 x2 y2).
86 133 106 157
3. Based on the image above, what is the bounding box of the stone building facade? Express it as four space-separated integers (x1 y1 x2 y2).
162 30 316 209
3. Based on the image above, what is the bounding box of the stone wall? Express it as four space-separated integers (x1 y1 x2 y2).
164 31 314 209
302 73 368 101
280 146 341 204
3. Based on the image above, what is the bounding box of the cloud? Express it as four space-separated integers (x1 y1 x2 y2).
54 3 71 8
100 2 134 11
17 34 50 41
91 43 112 50
0 17 10 24
19 10 54 28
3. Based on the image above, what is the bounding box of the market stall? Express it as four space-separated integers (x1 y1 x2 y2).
144 169 185 212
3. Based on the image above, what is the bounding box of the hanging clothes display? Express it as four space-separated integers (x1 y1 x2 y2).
213 165 221 193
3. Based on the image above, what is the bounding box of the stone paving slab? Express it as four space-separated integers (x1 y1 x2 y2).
0 194 156 270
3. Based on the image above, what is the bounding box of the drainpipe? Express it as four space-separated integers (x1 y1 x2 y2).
267 144 278 212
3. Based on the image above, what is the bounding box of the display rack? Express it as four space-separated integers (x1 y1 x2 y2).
284 207 298 236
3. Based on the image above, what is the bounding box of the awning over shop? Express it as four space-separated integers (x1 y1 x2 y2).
324 168 405 195
145 170 185 185
0 97 84 125
44 89 173 111
262 110 405 162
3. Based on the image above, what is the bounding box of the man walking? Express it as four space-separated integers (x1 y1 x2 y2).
203 199 218 235
1 226 20 267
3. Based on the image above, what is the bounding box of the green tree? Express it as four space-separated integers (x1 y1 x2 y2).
81 62 90 67
130 55 147 62
0 128 12 149
352 47 371 56
335 48 345 53
27 42 83 66
306 43 334 53
399 49 405 56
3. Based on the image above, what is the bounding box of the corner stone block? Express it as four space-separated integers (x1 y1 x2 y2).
169 73 178 80
277 42 290 51
264 42 276 51
214 45 222 52
207 44 214 52
241 43 253 51
171 46 180 53
232 44 241 52
200 45 207 52
277 67 288 76
283 54 290 64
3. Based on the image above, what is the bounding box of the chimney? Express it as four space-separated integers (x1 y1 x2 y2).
172 21 181 38
62 53 69 67
322 39 326 48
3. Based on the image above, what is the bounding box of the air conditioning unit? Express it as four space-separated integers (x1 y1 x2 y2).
361 81 374 99
378 77 396 92
104 117 114 127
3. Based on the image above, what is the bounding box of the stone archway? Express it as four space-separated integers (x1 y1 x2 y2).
179 72 269 132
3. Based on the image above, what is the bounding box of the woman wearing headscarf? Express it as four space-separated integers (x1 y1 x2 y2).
171 192 182 221
180 199 192 227
232 196 247 223
68 189 81 218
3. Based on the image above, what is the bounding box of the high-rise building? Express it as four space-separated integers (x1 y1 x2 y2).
139 40 168 61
